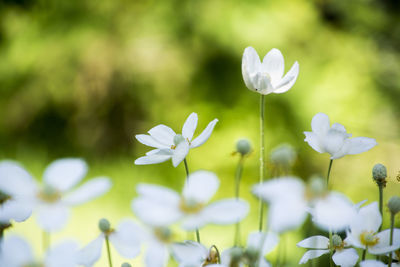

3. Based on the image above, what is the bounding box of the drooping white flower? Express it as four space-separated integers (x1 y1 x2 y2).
77 219 142 267
132 171 249 231
297 235 358 267
304 113 377 159
346 202 400 255
0 235 79 267
135 113 218 167
252 176 356 233
241 47 299 95
0 160 36 224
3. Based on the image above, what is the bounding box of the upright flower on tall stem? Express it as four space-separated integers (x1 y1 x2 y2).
242 46 299 231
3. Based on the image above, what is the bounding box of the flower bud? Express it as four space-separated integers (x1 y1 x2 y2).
388 196 400 215
121 263 132 267
332 234 342 247
173 134 185 146
98 218 111 233
236 139 251 156
308 175 327 196
270 144 296 168
372 164 387 184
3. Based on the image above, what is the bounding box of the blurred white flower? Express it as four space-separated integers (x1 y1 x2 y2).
132 171 249 231
253 176 356 233
304 113 377 159
346 202 400 255
135 113 218 167
77 219 142 267
0 235 79 267
297 235 358 267
360 260 386 267
241 47 299 95
0 161 35 224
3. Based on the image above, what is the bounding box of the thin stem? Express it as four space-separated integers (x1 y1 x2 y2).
196 230 201 243
388 213 395 267
378 185 383 232
326 159 333 187
105 236 113 267
234 156 244 247
258 94 266 232
329 230 333 267
362 246 367 261
183 158 190 180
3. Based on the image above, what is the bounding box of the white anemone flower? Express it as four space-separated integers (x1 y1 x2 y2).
0 161 36 224
241 47 299 95
132 171 249 231
0 235 79 267
252 176 356 233
77 219 142 267
171 241 220 267
346 202 400 255
135 112 218 167
304 113 377 159
297 235 358 267
360 260 386 267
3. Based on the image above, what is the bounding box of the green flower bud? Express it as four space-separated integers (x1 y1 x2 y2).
372 164 387 183
121 263 132 267
388 196 400 215
270 144 296 168
236 139 252 155
308 175 327 196
332 234 342 247
98 218 111 232
173 134 185 146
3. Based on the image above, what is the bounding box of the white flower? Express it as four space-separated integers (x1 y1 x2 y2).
297 235 358 267
171 241 219 267
252 176 356 233
241 47 299 95
346 202 400 255
132 171 249 231
0 161 35 224
0 235 79 267
135 113 218 167
360 260 386 267
304 113 377 159
77 219 142 267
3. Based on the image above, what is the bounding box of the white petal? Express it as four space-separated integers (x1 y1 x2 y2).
242 47 261 91
332 248 358 267
350 202 381 235
297 236 329 249
135 134 169 149
368 229 400 255
360 260 386 267
135 154 172 165
190 119 218 148
63 177 111 205
171 241 208 266
182 113 198 141
0 198 32 223
46 240 79 267
0 235 33 267
36 204 70 232
43 158 88 192
321 128 349 157
183 171 219 204
201 199 249 226
268 197 308 233
247 231 279 255
77 235 104 267
108 220 142 258
172 141 190 167
342 137 377 156
311 113 330 136
304 131 324 153
299 249 329 264
148 124 176 146
261 48 284 84
0 160 36 196
145 242 169 267
273 61 299 93
137 183 181 203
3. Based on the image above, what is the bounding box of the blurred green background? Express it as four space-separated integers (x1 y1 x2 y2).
1 0 400 265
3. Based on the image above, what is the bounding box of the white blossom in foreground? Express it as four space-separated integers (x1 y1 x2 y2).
360 260 386 267
297 235 358 267
304 113 377 159
77 219 142 267
0 235 79 267
252 176 356 233
0 161 35 224
135 112 218 167
171 241 219 267
241 47 299 95
346 202 400 255
132 171 249 231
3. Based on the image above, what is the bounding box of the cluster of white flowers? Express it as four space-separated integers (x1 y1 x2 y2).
0 47 399 267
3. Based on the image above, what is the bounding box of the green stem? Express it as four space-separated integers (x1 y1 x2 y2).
105 236 113 267
196 230 201 243
329 230 333 267
362 246 367 261
258 94 266 232
388 213 395 267
326 159 333 188
378 185 383 232
184 158 201 243
234 156 244 246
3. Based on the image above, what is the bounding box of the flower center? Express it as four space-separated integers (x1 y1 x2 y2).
0 190 11 205
171 134 188 149
179 198 204 214
37 185 61 203
154 227 173 243
360 231 379 247
330 234 345 251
